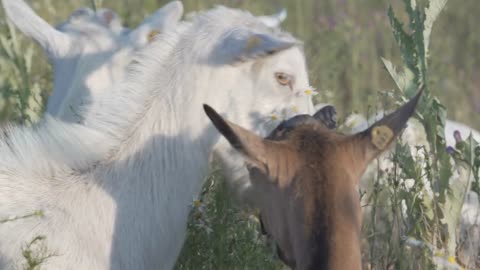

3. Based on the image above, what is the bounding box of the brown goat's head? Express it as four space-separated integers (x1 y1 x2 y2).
204 90 422 270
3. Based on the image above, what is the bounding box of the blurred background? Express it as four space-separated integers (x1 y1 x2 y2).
0 0 479 129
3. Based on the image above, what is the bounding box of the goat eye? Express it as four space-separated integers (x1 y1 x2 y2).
275 72 292 87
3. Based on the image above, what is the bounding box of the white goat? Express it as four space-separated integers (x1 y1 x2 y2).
3 0 296 209
2 0 298 216
0 6 314 270
1 0 184 122
2 1 289 124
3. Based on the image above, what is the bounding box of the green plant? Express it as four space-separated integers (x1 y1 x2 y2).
362 0 479 268
0 210 53 270
0 21 45 124
21 236 56 270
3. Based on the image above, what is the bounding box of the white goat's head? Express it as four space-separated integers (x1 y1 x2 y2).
1 0 184 120
185 6 313 135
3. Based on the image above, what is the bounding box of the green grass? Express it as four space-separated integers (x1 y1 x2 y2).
175 167 284 270
0 0 479 269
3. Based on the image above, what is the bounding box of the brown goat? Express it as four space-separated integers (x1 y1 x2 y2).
204 90 422 270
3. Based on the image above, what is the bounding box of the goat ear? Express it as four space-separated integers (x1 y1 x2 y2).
257 8 287 28
129 1 183 47
352 89 423 162
1 0 72 56
203 104 268 167
96 8 123 31
68 7 94 23
216 29 300 64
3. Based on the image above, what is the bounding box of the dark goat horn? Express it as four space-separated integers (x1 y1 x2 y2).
313 105 337 129
281 115 318 129
266 114 317 139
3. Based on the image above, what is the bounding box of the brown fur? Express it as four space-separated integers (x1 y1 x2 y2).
261 124 363 270
203 90 422 270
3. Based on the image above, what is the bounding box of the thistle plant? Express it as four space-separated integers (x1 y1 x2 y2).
363 0 479 268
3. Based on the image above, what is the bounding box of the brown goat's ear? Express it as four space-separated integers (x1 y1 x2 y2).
352 89 423 162
203 104 268 167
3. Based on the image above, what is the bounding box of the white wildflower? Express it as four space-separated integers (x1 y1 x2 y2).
295 87 318 98
404 178 415 191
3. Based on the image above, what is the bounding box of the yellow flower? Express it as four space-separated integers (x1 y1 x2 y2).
434 251 442 257
304 89 313 95
193 200 202 208
270 115 278 120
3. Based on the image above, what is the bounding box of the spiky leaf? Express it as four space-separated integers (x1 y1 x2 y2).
424 0 448 59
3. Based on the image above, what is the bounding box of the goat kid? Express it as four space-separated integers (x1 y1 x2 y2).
204 90 422 270
1 0 184 122
0 6 313 270
2 0 289 123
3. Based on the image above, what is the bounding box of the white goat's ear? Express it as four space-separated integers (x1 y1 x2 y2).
257 9 287 28
1 0 72 56
68 7 94 23
129 1 183 47
215 29 299 64
96 8 123 31
204 104 269 167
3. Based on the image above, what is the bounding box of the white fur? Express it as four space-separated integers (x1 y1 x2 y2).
0 6 313 269
1 0 184 122
185 7 287 29
257 9 287 28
